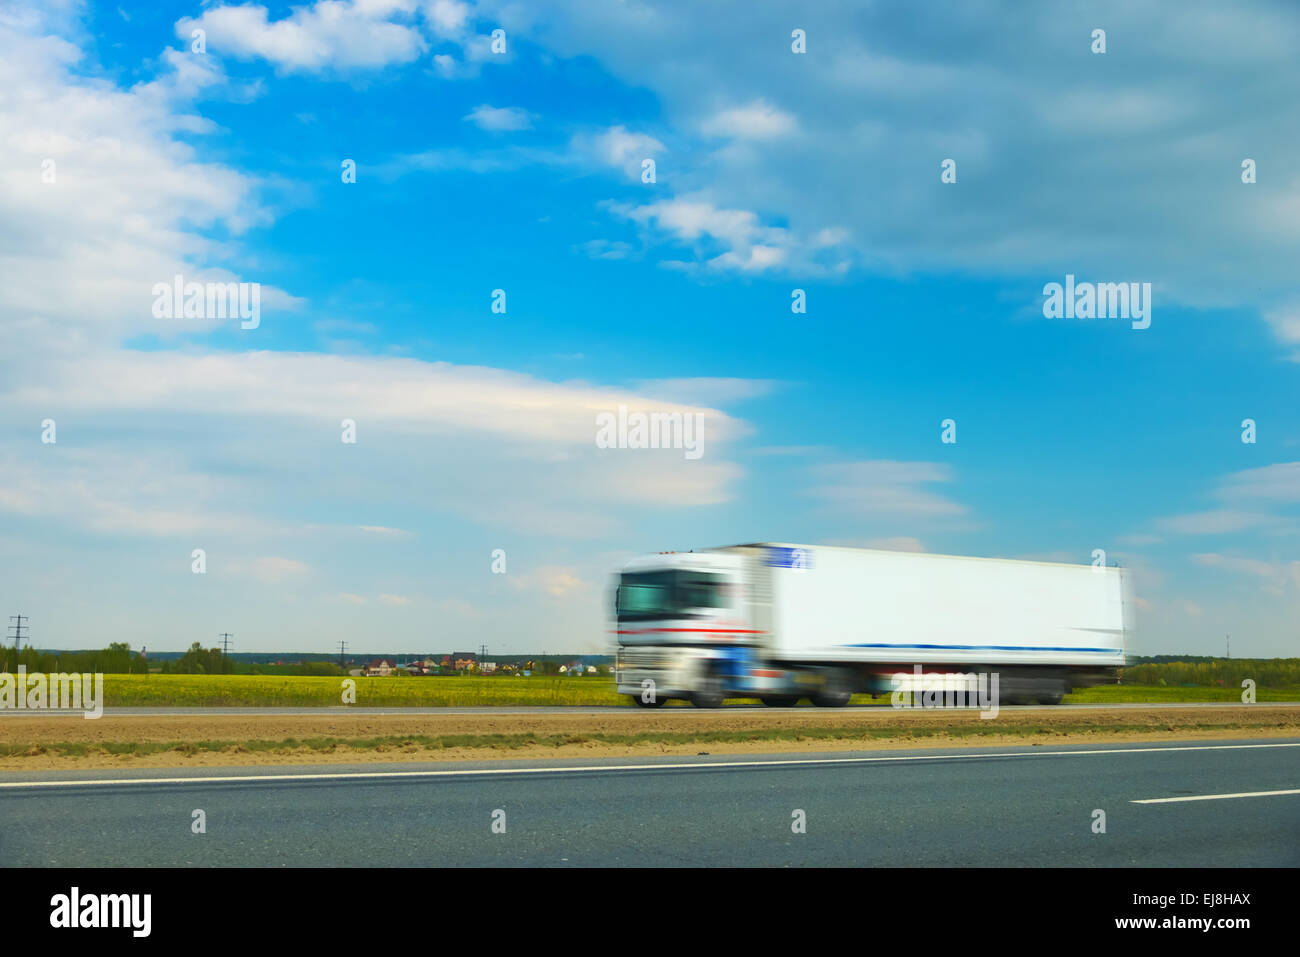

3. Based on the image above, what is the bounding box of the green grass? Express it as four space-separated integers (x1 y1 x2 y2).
1065 684 1300 703
80 674 1300 708
99 673 629 707
5 715 1293 761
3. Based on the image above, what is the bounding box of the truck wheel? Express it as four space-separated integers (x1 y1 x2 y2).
761 696 800 707
632 695 666 708
690 670 725 708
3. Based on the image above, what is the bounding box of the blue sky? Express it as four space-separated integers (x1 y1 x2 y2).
2 0 1298 657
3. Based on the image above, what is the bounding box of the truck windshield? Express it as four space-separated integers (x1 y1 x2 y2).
616 571 731 621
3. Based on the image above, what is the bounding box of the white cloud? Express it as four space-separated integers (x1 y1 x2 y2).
509 566 585 598
423 0 470 37
0 448 266 538
607 195 796 273
464 103 535 131
357 525 413 538
1 345 755 540
571 124 663 177
8 346 749 448
477 0 1300 328
0 8 760 561
432 52 457 77
574 238 634 261
379 593 412 606
806 461 969 520
0 15 297 352
176 1 427 73
1156 462 1300 536
251 556 310 583
1193 553 1300 594
1219 462 1300 503
701 99 796 139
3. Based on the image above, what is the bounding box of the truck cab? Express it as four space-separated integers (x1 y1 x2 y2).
613 550 753 707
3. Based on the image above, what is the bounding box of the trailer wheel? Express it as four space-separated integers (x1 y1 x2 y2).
761 696 800 707
632 695 666 708
811 690 851 707
811 672 852 708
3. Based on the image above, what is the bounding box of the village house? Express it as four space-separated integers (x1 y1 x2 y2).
364 658 395 677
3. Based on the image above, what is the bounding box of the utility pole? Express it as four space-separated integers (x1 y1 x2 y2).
338 640 348 669
218 633 233 674
8 615 30 649
1226 634 1230 660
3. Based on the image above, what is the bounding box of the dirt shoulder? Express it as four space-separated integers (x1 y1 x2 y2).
0 706 1296 770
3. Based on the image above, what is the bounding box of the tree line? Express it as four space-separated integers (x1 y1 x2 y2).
0 641 344 676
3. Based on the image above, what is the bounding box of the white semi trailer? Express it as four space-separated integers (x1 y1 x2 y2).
613 543 1130 707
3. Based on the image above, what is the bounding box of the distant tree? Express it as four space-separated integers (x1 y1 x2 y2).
173 642 233 675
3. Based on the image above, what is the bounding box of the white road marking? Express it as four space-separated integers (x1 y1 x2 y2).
1132 787 1300 804
1 741 1297 789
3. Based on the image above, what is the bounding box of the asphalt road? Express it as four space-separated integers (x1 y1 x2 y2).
2 738 1297 866
2 702 1296 717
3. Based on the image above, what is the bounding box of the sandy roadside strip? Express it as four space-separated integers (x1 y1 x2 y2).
1 706 1297 770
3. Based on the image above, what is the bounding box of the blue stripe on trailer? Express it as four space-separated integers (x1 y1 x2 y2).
846 643 1120 653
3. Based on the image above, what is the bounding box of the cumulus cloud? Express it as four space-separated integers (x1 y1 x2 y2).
176 1 428 73
0 14 296 352
606 195 794 273
570 124 664 178
463 103 535 131
478 0 1300 324
423 0 471 38
0 6 763 659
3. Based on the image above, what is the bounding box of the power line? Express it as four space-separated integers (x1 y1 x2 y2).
8 615 30 649
219 633 233 657
337 640 348 669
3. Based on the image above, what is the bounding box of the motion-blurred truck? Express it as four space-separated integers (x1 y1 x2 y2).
613 543 1130 707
